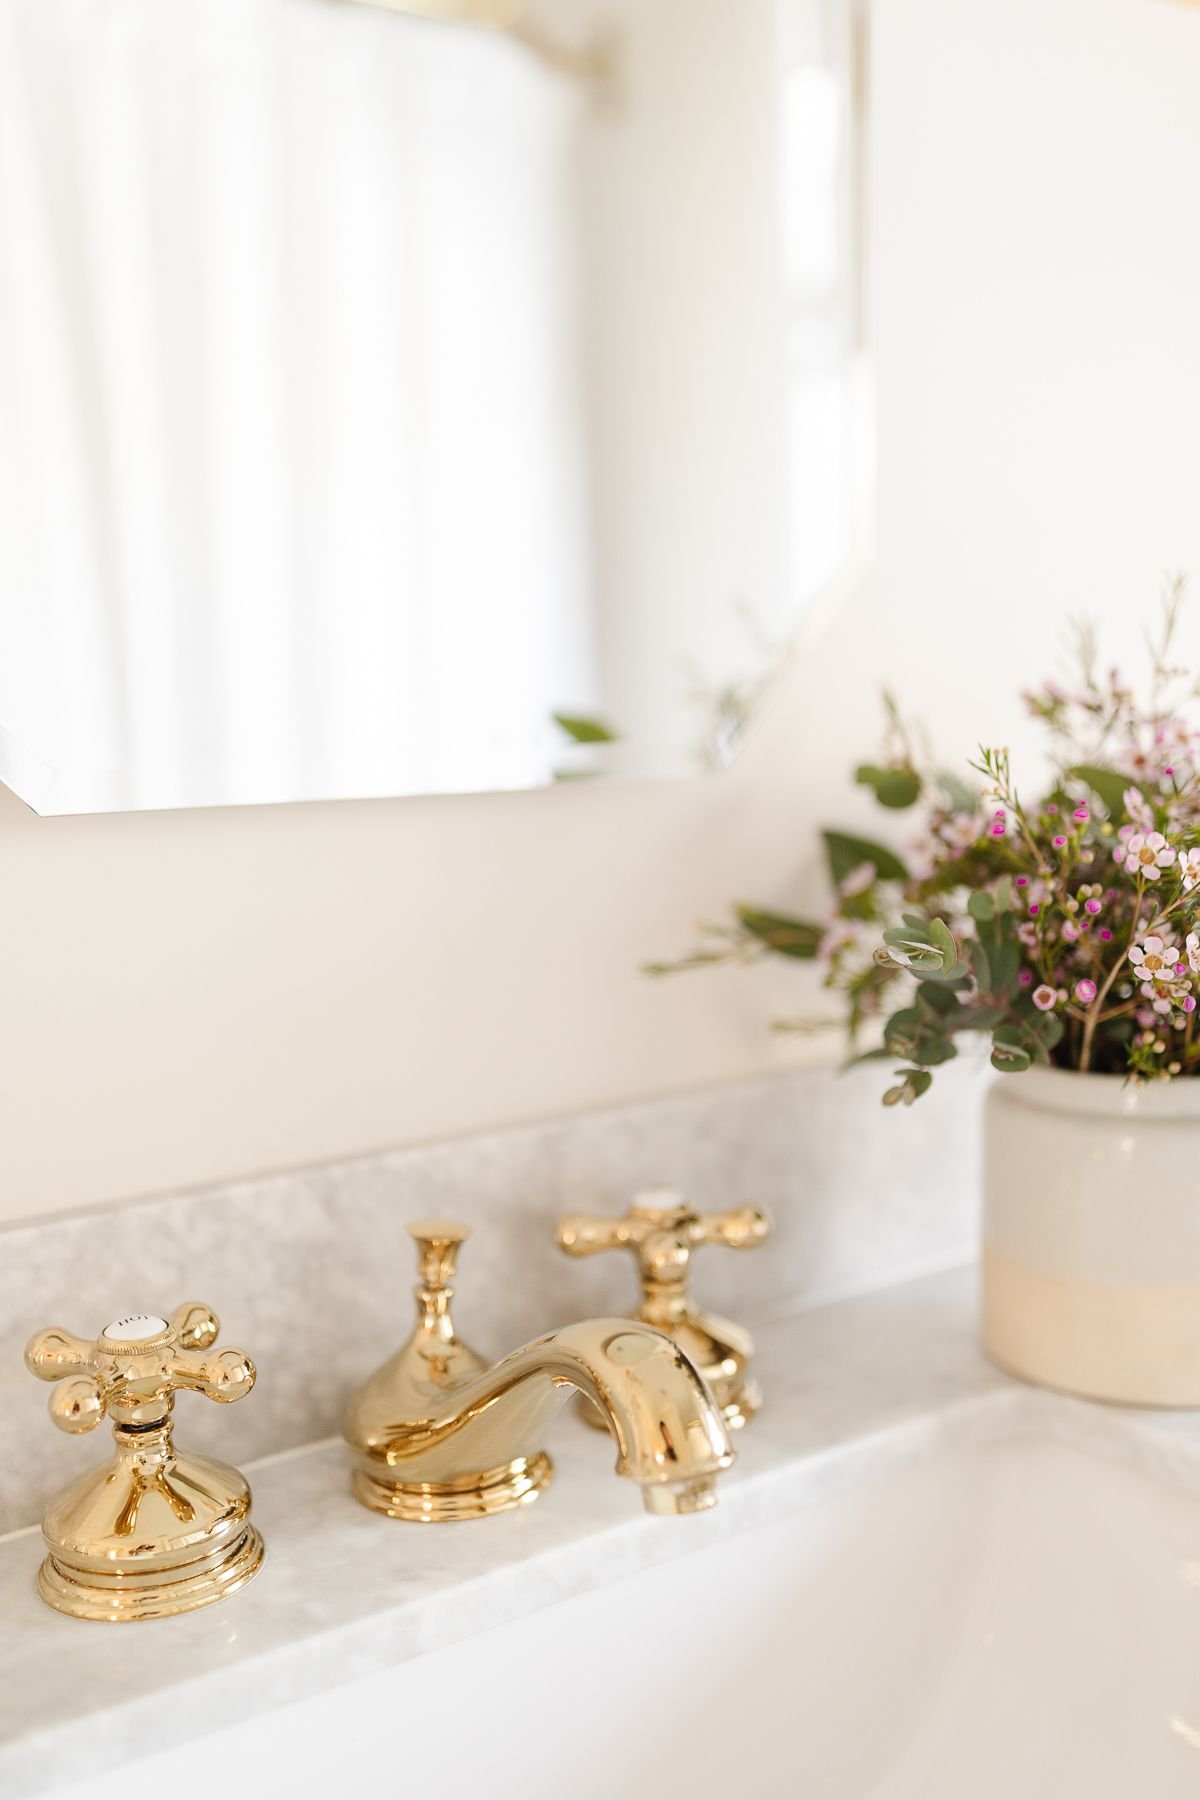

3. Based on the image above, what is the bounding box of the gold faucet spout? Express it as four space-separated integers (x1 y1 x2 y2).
343 1226 734 1521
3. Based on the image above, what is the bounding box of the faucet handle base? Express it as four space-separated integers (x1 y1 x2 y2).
36 1457 264 1624
717 1375 763 1432
350 1451 554 1523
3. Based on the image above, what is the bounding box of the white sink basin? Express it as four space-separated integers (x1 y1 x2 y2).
47 1429 1200 1800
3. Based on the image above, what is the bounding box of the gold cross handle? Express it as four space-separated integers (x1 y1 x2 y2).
557 1188 770 1287
25 1304 256 1435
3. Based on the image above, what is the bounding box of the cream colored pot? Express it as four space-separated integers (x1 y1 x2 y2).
983 1066 1200 1406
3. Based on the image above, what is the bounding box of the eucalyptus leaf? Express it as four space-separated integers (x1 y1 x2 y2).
967 891 995 923
855 764 922 810
991 1039 1032 1072
955 1003 1009 1032
1030 1010 1065 1050
968 938 991 995
881 927 947 974
927 916 958 973
992 1023 1028 1050
882 1067 934 1106
734 906 823 959
883 1007 924 1057
842 1046 896 1069
823 830 908 887
992 1017 1051 1066
990 940 1020 991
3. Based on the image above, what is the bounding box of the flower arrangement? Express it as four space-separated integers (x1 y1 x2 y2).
649 582 1200 1104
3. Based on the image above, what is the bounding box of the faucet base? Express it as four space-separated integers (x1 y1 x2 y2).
36 1522 264 1622
351 1451 554 1522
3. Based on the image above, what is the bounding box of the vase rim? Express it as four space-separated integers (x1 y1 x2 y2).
991 1063 1200 1119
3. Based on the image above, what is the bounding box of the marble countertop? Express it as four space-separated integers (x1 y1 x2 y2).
4 1265 1200 1798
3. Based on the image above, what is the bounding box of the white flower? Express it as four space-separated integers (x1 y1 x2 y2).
1187 932 1200 975
1180 849 1200 892
1126 832 1175 880
1129 935 1176 980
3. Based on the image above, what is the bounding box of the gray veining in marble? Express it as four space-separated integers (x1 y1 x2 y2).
0 1063 985 1532
3 1268 1200 1800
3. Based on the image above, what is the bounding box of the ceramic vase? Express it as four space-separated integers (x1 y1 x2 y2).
983 1066 1200 1406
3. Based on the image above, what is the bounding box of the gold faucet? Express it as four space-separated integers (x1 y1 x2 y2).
24 1304 262 1621
556 1189 771 1430
343 1221 734 1522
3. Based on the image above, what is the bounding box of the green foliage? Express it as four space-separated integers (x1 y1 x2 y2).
880 915 957 977
990 1027 1032 1073
734 907 822 959
650 592 1200 1105
822 830 908 886
882 1068 933 1106
553 712 617 745
855 764 922 809
1066 765 1135 822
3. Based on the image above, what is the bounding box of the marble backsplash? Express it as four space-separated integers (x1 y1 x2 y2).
0 1061 984 1531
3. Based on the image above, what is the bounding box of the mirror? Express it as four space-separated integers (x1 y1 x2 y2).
0 0 870 814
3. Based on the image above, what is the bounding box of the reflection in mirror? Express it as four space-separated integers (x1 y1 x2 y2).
0 0 870 814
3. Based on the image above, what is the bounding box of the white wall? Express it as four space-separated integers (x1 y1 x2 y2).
872 0 1200 730
4 0 1200 1223
577 0 793 774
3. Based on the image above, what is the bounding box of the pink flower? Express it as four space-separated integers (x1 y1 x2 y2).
1128 935 1175 980
991 823 1006 837
1099 927 1113 941
1184 995 1198 1015
1032 984 1057 1011
1084 897 1102 915
1052 835 1067 848
1179 849 1200 893
1126 832 1175 881
1073 805 1089 822
1018 969 1033 988
1028 903 1040 917
1075 978 1097 1004
1015 876 1029 889
1062 920 1080 943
